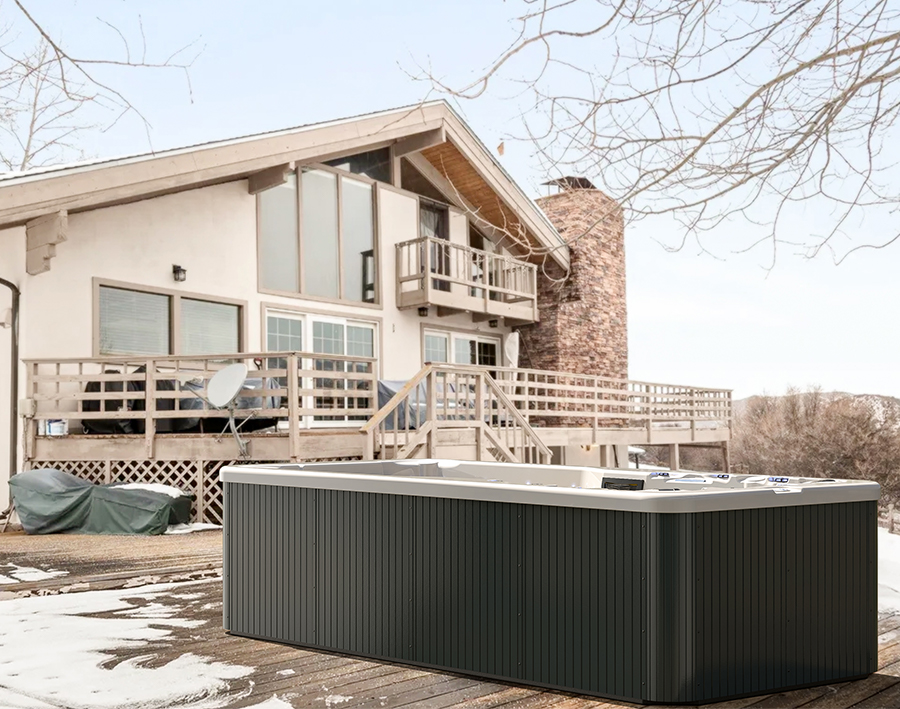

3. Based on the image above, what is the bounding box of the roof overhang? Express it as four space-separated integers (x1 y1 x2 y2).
0 101 569 270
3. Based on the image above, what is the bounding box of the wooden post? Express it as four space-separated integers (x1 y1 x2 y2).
474 372 486 460
287 355 300 462
423 238 432 303
395 244 403 305
144 360 155 459
483 253 491 313
691 389 698 442
426 370 436 458
670 443 680 471
196 460 206 524
889 503 896 534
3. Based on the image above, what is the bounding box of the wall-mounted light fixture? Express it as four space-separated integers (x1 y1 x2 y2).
488 319 499 328
172 264 187 282
417 306 429 317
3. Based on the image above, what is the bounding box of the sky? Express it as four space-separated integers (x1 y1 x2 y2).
8 0 899 399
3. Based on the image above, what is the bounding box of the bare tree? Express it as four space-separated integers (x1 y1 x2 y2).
732 387 900 501
422 1 900 265
0 1 200 171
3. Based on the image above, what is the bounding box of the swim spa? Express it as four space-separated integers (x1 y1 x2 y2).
220 460 879 704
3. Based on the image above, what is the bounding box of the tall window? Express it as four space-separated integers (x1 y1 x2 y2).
265 311 377 426
98 285 241 356
258 166 377 303
325 148 391 184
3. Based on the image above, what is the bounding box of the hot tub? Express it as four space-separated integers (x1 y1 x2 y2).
220 460 879 705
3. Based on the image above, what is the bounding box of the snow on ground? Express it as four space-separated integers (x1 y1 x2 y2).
114 482 189 498
243 697 295 709
0 580 252 709
165 522 223 535
0 563 68 585
879 527 900 614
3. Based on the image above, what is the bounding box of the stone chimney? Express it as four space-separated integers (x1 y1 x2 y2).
516 180 628 381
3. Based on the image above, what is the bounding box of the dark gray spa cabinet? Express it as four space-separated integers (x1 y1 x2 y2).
220 460 880 705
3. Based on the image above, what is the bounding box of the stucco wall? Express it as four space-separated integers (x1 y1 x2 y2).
0 226 25 508
0 177 512 493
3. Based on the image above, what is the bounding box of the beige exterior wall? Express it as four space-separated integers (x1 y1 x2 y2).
0 226 25 508
0 175 513 494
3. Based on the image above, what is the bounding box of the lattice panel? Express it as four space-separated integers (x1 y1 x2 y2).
111 460 201 520
28 455 364 525
28 460 110 485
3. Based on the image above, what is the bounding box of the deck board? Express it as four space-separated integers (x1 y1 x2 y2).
1 530 898 709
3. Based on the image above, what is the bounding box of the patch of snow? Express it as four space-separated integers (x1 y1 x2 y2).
277 669 295 676
165 522 222 535
879 527 900 613
0 580 252 708
0 563 68 584
114 482 187 498
0 686 56 708
244 696 295 708
320 696 352 708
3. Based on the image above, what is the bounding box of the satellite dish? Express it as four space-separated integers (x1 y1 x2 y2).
207 363 248 408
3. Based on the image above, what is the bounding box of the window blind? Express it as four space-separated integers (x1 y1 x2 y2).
181 299 239 356
99 287 170 356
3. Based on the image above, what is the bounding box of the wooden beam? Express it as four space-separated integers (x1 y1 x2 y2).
26 210 68 249
392 127 446 158
247 163 292 195
25 244 55 275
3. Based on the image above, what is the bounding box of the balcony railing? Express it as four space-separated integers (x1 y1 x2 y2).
396 236 539 323
22 351 377 460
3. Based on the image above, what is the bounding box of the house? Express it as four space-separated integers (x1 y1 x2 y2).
0 101 732 522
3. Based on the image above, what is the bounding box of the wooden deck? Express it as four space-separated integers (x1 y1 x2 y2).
1 531 897 708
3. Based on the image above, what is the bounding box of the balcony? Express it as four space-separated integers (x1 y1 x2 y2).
395 237 539 324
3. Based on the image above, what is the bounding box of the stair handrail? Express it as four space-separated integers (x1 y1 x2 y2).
359 364 434 434
430 364 552 464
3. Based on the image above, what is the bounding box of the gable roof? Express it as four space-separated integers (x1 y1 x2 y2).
0 101 569 269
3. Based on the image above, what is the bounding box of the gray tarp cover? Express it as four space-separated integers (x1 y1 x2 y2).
9 468 192 535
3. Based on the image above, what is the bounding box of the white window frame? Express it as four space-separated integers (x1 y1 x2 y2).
265 309 378 428
423 328 502 367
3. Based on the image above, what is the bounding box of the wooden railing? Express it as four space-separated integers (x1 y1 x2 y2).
23 353 730 464
22 351 377 458
396 236 538 320
361 364 552 464
489 366 732 431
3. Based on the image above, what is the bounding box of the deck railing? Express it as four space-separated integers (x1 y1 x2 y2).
396 236 538 320
488 365 732 430
22 355 730 459
361 364 552 464
22 351 377 458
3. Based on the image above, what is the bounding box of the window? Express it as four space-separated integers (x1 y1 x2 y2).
424 332 449 363
98 284 242 356
258 173 299 293
325 148 391 184
100 287 170 356
301 170 340 298
258 167 377 303
265 311 377 426
424 329 500 367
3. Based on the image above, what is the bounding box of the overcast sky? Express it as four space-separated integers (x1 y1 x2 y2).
16 0 899 399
